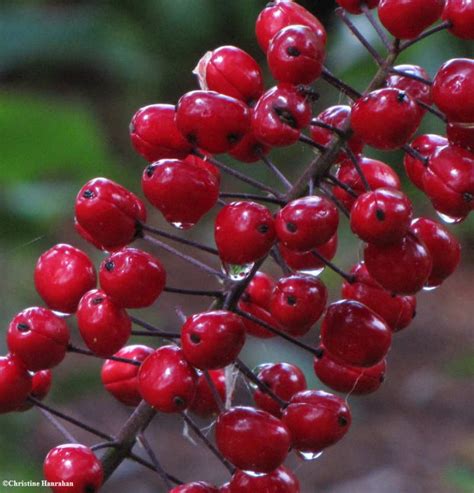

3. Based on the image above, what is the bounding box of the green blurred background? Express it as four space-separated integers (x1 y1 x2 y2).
0 1 473 492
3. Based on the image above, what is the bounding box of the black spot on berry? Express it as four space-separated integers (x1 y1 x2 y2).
228 133 241 144
105 260 114 271
286 222 297 233
273 106 298 128
286 295 297 306
338 415 348 427
257 223 270 234
84 485 96 493
146 165 155 177
92 297 104 305
190 333 201 344
17 323 30 333
379 375 385 383
287 46 301 57
83 189 94 199
463 192 473 203
187 133 198 145
174 396 186 408
397 91 407 103
375 209 386 221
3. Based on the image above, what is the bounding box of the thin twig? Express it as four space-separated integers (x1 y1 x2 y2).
130 315 181 339
260 154 292 190
137 432 173 490
360 2 391 51
402 144 429 166
318 184 351 219
321 68 362 100
164 286 224 298
219 192 286 205
37 407 78 443
416 99 447 122
299 134 327 152
68 345 142 367
399 21 452 51
309 249 355 284
203 370 225 413
344 146 371 191
389 67 432 86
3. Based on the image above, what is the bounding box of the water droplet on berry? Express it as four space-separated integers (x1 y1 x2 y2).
247 363 272 391
296 266 325 277
222 262 255 281
296 450 323 461
171 221 195 230
435 211 465 224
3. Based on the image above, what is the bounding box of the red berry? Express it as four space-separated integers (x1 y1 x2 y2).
275 196 339 251
314 348 386 395
255 0 326 53
278 234 338 275
101 344 154 406
99 247 166 308
267 25 325 85
364 234 433 294
350 188 413 245
7 307 70 371
216 406 291 473
76 289 131 357
75 177 146 251
336 0 380 15
252 84 312 147
189 369 226 418
215 202 276 265
378 0 444 39
310 105 364 160
342 262 416 332
138 345 197 413
181 310 246 369
0 354 32 414
410 218 461 287
170 483 218 493
130 104 192 162
386 64 432 118
237 301 279 339
195 46 263 105
43 444 103 493
442 0 474 39
282 390 351 453
228 130 272 163
176 90 251 153
423 144 474 219
432 58 474 123
270 275 327 336
229 466 300 493
404 134 447 191
17 369 53 412
447 122 474 153
184 153 221 184
34 244 96 314
142 158 219 228
321 299 392 367
351 88 420 150
244 271 276 311
333 156 401 210
253 363 307 417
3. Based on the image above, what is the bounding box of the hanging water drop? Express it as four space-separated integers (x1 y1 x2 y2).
222 262 255 281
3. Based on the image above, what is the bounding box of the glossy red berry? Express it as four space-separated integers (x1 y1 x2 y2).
336 0 380 14
350 188 413 245
276 196 339 252
447 122 474 153
255 0 326 53
99 247 166 308
342 262 416 332
7 307 69 371
170 483 218 493
189 369 226 418
267 25 325 85
244 271 276 311
282 390 351 453
432 58 474 123
0 354 32 414
422 144 474 219
333 156 401 210
34 244 96 314
75 177 146 251
279 234 337 274
17 369 53 412
314 348 386 395
76 289 131 357
176 90 251 154
216 406 291 473
252 84 312 147
138 345 197 413
237 301 279 339
442 0 474 39
410 218 461 287
215 201 276 265
184 153 221 183
229 466 300 493
228 130 271 163
378 0 444 39
270 275 327 336
351 88 420 150
404 134 447 191
310 105 364 160
130 104 192 162
142 158 219 228
43 444 103 493
101 344 154 406
195 46 263 105
364 234 433 294
321 299 392 367
181 311 246 370
386 64 432 118
253 362 307 417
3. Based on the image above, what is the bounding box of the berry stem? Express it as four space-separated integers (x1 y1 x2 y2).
399 21 452 52
299 134 327 152
37 406 79 443
318 184 351 219
389 67 433 86
67 344 142 367
360 2 392 51
309 249 355 284
325 173 359 198
310 119 346 137
140 223 219 255
203 369 225 413
180 411 236 474
402 144 429 166
130 315 181 339
143 234 225 279
344 146 371 191
270 245 292 275
219 192 286 205
164 286 224 298
321 68 362 100
415 99 447 122
260 154 292 190
137 431 173 490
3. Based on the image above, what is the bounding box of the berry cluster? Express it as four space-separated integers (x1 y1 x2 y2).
1 1 472 492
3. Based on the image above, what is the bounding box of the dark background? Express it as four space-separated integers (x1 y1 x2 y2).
0 1 473 492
